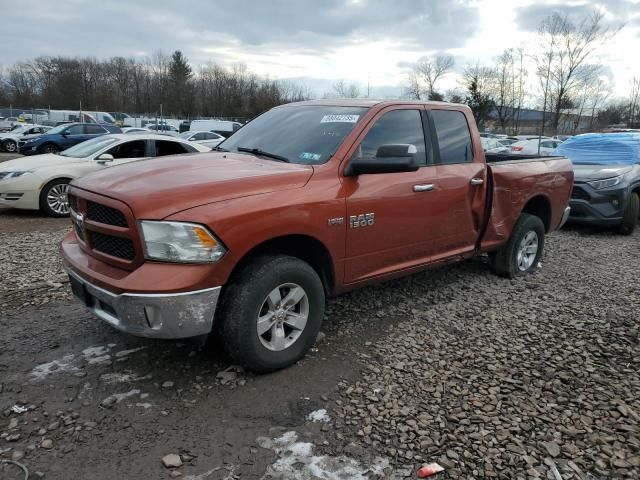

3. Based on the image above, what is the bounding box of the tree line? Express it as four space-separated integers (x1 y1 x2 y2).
404 11 638 135
0 50 309 120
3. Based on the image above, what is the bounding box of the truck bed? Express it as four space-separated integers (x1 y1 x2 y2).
480 154 573 252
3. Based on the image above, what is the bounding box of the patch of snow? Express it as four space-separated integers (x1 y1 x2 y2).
257 431 389 479
111 389 141 403
306 409 330 423
30 355 79 380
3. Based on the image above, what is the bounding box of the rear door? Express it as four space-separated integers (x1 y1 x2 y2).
343 107 439 283
425 108 488 257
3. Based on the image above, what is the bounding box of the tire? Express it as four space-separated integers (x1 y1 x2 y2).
219 255 325 373
39 179 71 217
39 143 59 154
2 139 17 153
490 213 545 279
618 192 639 236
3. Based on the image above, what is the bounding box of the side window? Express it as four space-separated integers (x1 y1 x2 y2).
155 140 190 156
106 140 147 159
202 132 216 140
431 110 473 164
351 109 427 166
85 125 106 134
66 125 85 135
192 132 205 141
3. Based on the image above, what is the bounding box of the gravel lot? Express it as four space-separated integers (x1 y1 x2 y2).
0 206 639 479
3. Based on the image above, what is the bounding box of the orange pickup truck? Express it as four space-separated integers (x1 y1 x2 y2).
61 100 573 372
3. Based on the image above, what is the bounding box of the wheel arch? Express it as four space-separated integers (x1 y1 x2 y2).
521 194 552 232
228 234 336 296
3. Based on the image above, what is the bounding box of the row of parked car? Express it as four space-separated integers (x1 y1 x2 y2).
0 123 229 216
480 133 565 156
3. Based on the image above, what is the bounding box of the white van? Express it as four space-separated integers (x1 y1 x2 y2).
189 119 243 136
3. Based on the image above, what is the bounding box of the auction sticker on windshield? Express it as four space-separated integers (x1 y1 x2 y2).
299 152 322 161
320 114 360 123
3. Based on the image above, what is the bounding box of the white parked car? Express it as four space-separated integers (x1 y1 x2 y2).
0 134 210 217
481 137 509 154
121 127 152 134
179 130 224 149
510 138 564 156
0 124 52 153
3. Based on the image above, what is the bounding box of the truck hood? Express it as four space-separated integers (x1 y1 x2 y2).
0 153 85 171
573 164 634 181
72 152 314 219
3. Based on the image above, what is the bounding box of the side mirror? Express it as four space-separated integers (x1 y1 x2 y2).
61 132 69 137
345 144 419 176
96 153 114 163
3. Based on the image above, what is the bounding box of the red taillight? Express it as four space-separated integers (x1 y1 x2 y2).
511 146 524 151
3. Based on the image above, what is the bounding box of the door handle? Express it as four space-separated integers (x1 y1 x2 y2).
470 178 484 186
413 184 434 192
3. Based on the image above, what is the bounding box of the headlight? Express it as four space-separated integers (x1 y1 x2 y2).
0 171 32 180
587 175 624 190
139 221 226 263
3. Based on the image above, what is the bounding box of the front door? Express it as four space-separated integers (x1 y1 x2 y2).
343 107 438 283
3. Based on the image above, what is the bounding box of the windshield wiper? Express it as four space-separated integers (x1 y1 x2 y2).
237 147 290 163
212 146 228 152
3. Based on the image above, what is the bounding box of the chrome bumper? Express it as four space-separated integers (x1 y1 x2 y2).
558 206 571 229
65 267 220 339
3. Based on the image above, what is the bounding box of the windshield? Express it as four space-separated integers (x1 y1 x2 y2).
11 126 30 135
219 105 368 165
46 124 71 135
59 136 119 158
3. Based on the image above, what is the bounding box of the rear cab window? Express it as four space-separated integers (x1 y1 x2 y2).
430 110 474 165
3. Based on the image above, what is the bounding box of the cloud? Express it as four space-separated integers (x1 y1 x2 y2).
514 0 635 32
0 0 480 66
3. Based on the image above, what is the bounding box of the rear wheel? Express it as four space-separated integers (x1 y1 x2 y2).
40 143 59 154
1 139 17 153
39 179 71 217
490 213 545 278
618 192 639 235
219 255 325 373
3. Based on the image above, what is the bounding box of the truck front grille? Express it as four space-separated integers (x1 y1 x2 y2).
68 188 141 269
91 232 136 260
571 186 590 201
87 201 128 227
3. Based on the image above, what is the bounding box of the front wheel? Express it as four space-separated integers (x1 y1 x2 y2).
618 192 639 236
219 255 325 373
39 179 71 217
490 213 545 279
2 139 17 153
40 143 59 154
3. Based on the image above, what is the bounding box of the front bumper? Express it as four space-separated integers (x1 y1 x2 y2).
65 267 221 339
0 189 39 210
569 183 626 226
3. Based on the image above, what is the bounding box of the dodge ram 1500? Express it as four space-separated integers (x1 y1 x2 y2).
61 100 573 372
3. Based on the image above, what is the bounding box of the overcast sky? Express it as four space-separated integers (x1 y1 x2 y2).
1 0 639 100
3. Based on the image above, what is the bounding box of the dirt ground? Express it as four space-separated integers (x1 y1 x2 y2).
1 203 639 479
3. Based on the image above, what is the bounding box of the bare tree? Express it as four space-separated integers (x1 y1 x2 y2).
332 79 360 98
405 71 422 100
413 54 454 100
534 12 618 135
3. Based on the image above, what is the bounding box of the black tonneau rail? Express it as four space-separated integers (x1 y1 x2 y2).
485 153 567 164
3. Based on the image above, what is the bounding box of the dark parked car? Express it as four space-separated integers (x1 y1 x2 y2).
556 132 640 235
18 123 121 155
